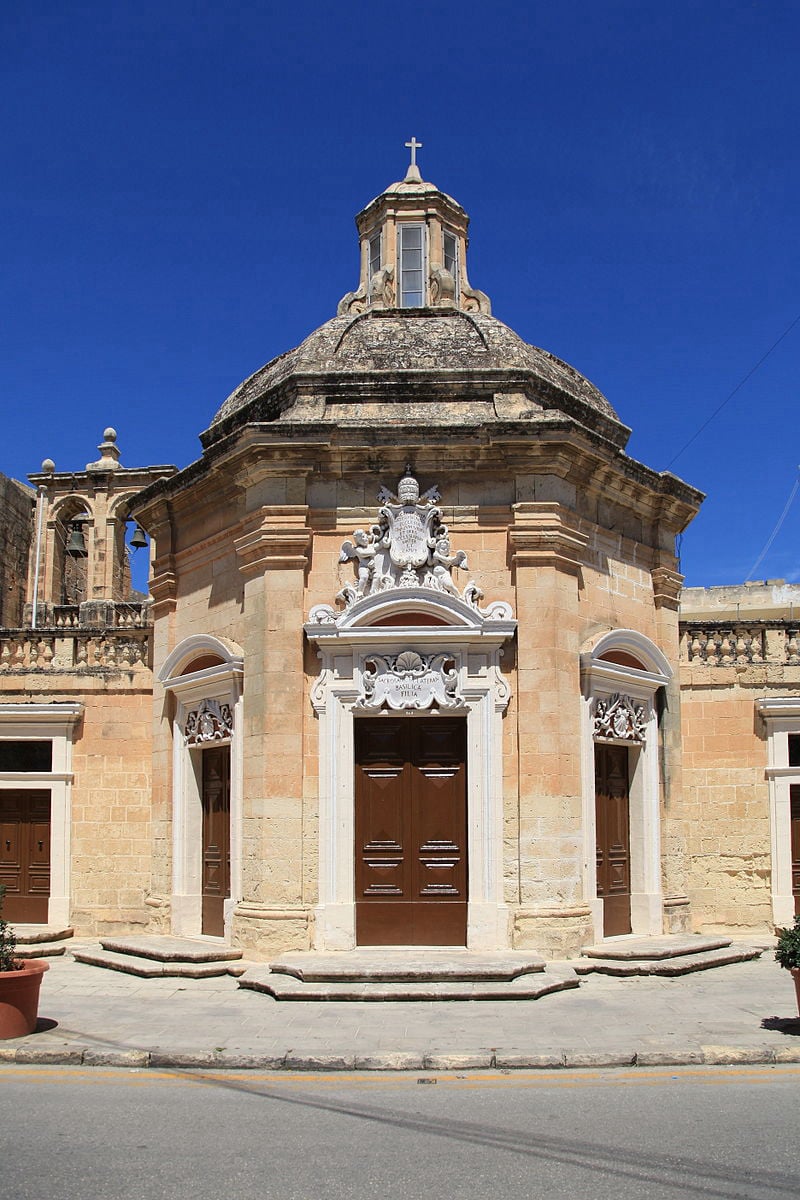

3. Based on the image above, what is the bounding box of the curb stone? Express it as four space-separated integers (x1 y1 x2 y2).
634 1049 705 1066
82 1048 150 1068
773 1046 800 1062
14 1046 86 1064
700 1045 775 1065
564 1051 637 1068
423 1052 494 1070
1 1044 799 1071
283 1053 356 1071
353 1053 425 1070
494 1053 566 1069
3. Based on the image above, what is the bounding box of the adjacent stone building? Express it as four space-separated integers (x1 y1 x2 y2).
1 157 797 957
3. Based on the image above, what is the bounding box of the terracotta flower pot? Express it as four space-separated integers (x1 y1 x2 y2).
791 967 800 1018
0 959 49 1039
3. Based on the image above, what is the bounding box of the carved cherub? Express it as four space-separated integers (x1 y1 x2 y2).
339 529 378 597
428 534 468 596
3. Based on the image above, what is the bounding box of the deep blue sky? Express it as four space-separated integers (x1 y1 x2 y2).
2 1 798 587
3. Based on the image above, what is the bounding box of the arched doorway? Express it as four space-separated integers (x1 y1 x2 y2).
158 635 244 940
580 630 672 939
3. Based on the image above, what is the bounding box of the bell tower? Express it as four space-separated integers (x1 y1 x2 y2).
338 139 492 315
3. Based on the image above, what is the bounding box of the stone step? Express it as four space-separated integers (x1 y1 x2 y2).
581 936 733 962
575 945 762 977
268 950 547 984
10 925 74 946
239 965 579 1002
14 941 68 959
99 936 243 964
73 946 240 979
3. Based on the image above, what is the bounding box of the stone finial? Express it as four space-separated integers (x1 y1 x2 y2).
41 458 55 474
86 427 122 472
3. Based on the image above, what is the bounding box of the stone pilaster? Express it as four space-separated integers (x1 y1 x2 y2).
508 502 593 956
232 505 312 953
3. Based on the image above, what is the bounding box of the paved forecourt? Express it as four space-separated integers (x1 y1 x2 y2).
2 946 800 1071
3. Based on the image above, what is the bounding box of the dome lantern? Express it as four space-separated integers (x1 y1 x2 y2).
338 140 492 317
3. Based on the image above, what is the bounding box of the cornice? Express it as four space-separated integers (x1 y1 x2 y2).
233 506 312 576
509 503 589 574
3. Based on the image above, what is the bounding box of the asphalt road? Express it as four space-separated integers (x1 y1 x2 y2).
2 1065 798 1199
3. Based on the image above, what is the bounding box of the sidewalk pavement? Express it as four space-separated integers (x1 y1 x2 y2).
2 946 800 1072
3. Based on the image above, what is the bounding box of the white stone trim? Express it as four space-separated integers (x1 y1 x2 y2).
0 703 83 926
306 588 515 950
160 636 244 941
756 696 800 927
580 634 671 939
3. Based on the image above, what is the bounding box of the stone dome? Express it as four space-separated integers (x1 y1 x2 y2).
203 308 625 449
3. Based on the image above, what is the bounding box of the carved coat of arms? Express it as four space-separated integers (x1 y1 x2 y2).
338 470 475 606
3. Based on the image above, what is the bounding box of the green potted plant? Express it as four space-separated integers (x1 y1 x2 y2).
775 914 800 1016
0 884 49 1039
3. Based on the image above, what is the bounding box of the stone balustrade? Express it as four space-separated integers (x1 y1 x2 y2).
36 600 152 630
0 626 151 672
679 621 800 666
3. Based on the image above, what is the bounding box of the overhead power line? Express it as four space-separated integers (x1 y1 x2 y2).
745 469 800 582
667 313 800 470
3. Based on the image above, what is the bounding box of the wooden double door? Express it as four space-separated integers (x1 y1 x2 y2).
355 718 467 946
201 746 230 937
595 743 632 937
0 790 51 924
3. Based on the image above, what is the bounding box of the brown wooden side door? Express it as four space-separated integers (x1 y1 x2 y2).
201 746 230 937
595 743 631 937
355 718 467 946
0 790 51 923
791 784 800 916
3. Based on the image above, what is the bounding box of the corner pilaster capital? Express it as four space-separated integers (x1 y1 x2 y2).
149 560 178 615
651 565 683 610
508 502 588 574
234 505 312 576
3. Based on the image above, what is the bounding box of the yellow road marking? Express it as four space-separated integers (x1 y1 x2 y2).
1 1064 799 1091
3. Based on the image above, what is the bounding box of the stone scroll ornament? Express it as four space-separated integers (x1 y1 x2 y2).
358 650 461 711
592 693 646 743
184 698 233 745
337 469 483 608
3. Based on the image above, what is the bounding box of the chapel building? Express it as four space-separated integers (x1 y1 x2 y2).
1 155 798 961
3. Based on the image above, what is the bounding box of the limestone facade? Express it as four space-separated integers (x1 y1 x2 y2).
1 161 797 957
679 581 800 933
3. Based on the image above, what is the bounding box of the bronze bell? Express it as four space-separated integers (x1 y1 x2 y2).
129 525 148 551
66 523 87 556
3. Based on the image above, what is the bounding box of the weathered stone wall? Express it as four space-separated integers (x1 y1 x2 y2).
0 474 34 628
0 661 154 935
68 688 153 933
680 682 772 931
680 581 800 932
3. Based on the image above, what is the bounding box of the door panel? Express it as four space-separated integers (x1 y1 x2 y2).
595 743 631 937
201 746 230 937
355 718 467 946
0 790 51 923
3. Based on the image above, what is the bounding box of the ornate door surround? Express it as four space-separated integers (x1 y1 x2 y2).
580 630 671 940
306 587 516 951
159 635 244 940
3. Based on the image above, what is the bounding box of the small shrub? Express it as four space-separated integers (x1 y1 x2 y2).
775 914 800 971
